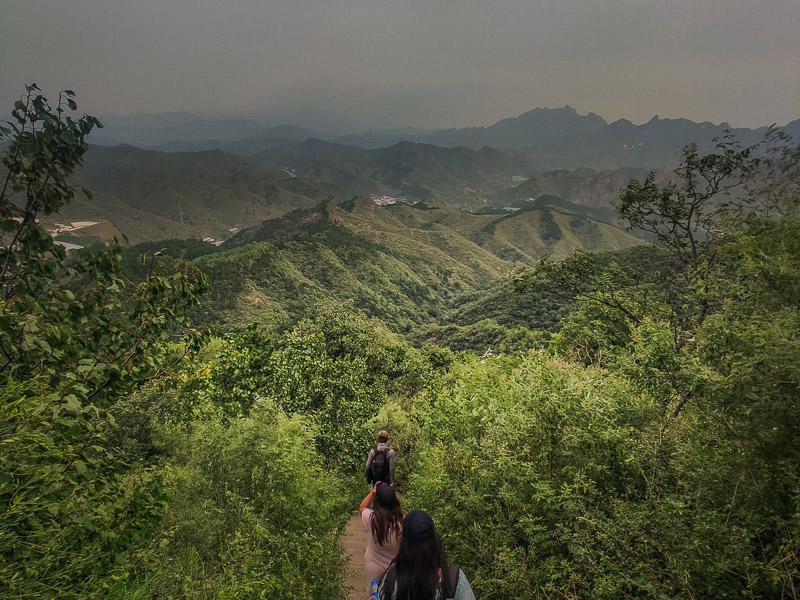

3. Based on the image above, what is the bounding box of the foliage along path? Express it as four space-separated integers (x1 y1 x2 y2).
342 511 369 600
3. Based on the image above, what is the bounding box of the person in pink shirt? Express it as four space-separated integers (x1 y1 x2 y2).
358 482 404 596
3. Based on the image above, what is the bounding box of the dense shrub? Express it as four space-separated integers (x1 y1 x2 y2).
0 381 168 598
0 87 207 598
406 353 799 599
110 402 349 599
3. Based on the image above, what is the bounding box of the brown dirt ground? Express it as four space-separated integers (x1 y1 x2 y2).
342 511 370 600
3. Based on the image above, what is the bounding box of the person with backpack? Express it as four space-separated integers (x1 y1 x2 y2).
358 482 404 597
365 430 395 486
377 510 476 600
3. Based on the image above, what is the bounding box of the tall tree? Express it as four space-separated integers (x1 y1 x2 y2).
0 86 209 597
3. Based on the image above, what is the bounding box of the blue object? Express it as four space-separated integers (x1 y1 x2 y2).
371 579 378 599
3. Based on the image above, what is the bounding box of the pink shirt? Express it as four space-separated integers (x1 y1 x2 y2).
361 508 401 587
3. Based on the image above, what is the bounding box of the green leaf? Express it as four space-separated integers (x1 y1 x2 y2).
63 395 82 414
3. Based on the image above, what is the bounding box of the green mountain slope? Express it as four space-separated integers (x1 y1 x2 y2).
251 140 530 208
235 197 642 258
194 197 643 332
57 145 356 243
193 226 457 331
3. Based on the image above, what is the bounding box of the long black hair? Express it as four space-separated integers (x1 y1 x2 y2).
378 510 451 600
370 483 403 546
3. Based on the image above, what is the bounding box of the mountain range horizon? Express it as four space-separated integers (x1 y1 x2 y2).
39 98 797 250
97 104 800 147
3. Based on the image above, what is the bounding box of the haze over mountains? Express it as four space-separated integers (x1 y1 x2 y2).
56 138 644 245
98 105 800 171
45 103 798 255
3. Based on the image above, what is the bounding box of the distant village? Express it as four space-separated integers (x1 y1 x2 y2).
48 219 239 249
202 227 240 246
49 221 100 252
370 194 398 206
370 194 420 206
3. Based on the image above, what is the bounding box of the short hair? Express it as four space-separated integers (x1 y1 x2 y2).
378 430 389 443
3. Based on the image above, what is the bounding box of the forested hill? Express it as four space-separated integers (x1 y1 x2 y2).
242 139 531 208
227 196 642 260
61 144 355 243
186 197 642 331
100 106 800 172
5 89 800 600
43 139 662 247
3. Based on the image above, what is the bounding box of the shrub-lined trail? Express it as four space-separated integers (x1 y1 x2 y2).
4 87 800 600
342 512 369 600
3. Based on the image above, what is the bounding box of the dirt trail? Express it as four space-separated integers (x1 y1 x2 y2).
342 511 369 600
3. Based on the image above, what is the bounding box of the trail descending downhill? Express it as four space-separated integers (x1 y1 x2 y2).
342 512 370 600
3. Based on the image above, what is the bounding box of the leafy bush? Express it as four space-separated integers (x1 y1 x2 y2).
0 87 207 598
406 351 798 599
549 300 632 364
112 402 350 599
0 380 168 598
425 136 800 598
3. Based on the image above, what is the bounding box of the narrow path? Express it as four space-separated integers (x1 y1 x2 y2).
342 511 369 600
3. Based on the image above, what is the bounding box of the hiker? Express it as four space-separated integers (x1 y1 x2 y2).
365 430 395 486
377 510 476 600
358 482 404 597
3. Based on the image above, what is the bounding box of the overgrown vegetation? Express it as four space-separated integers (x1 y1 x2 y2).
2 88 799 599
0 85 208 597
405 132 800 598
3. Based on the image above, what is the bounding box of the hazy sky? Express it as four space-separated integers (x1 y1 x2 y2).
1 0 798 131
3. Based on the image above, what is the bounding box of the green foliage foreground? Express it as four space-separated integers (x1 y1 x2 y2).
407 349 800 599
101 309 445 598
2 88 799 600
0 88 363 599
404 135 800 598
111 403 349 599
0 86 207 597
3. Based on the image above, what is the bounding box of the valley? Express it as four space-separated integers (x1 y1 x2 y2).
4 0 800 594
48 105 792 351
56 138 650 246
4 79 800 600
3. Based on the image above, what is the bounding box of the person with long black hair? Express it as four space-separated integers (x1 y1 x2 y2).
377 510 476 600
358 482 404 596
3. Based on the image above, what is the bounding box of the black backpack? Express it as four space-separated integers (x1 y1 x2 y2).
370 447 390 483
444 565 460 600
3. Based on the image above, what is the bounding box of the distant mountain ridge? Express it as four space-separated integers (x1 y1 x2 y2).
188 197 643 331
518 115 776 170
335 106 608 149
339 110 800 170
96 106 799 172
48 140 663 245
